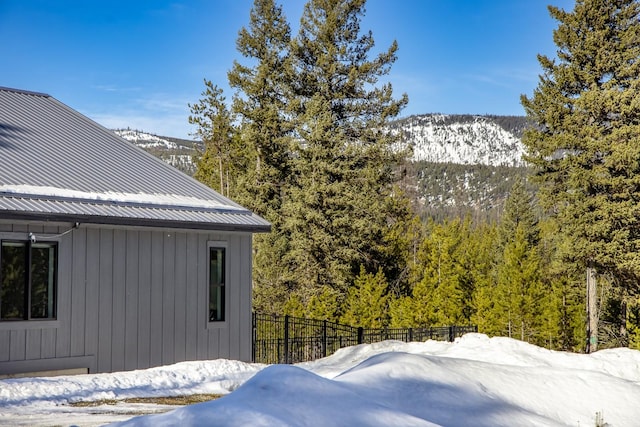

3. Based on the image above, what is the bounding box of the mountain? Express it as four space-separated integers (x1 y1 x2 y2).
113 129 202 176
394 114 532 221
394 114 529 167
115 115 532 222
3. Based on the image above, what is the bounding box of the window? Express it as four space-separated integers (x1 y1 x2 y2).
0 241 57 321
208 246 225 322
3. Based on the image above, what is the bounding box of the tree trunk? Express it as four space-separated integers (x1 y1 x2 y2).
586 267 598 353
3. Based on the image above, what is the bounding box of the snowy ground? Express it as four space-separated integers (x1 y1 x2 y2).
1 333 640 426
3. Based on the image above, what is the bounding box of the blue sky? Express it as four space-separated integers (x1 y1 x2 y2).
0 0 573 139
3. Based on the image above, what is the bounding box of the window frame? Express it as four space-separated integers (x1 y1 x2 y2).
0 239 58 322
207 241 228 327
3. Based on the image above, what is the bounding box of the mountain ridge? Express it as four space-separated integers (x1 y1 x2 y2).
114 114 531 221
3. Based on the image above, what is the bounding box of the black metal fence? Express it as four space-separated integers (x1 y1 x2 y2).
252 312 477 364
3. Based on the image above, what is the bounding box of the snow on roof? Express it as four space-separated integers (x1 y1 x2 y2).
0 184 244 212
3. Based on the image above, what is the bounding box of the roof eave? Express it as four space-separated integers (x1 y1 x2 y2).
0 210 272 233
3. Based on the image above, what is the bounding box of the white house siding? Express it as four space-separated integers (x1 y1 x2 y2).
0 221 253 375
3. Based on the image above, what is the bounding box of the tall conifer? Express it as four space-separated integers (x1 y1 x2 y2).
227 0 295 314
521 0 640 291
282 0 410 309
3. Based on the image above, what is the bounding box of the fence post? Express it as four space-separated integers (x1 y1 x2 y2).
448 326 454 342
322 320 327 358
408 327 413 343
252 312 256 363
284 315 290 364
357 327 364 344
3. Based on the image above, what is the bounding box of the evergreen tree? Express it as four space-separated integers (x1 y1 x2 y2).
280 0 410 306
521 1 640 297
227 0 293 218
226 0 295 314
538 217 586 351
493 223 546 343
189 81 243 197
498 177 538 248
468 222 500 333
391 219 471 327
341 267 390 328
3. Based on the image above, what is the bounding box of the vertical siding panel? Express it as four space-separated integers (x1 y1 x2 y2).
0 331 10 361
84 229 100 371
239 234 253 362
227 235 240 360
196 234 208 359
25 329 41 360
41 329 57 359
111 230 126 372
149 231 163 368
97 229 113 373
125 230 139 371
162 232 175 366
174 232 186 363
137 231 152 369
208 328 220 358
9 330 25 361
55 229 74 358
70 228 87 357
185 233 198 361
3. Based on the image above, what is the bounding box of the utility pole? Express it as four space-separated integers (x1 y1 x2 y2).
586 267 598 353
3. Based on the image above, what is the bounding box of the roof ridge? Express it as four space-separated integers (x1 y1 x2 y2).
0 86 50 97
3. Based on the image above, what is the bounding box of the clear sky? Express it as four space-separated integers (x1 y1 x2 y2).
0 0 574 139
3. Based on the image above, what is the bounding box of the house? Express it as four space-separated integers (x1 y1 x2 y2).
0 87 270 377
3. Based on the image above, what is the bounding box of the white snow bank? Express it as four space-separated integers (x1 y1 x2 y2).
0 359 262 409
111 334 640 427
2 334 640 427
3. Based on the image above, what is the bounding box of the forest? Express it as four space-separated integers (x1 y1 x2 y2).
188 0 640 352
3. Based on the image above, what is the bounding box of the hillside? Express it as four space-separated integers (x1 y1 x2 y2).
113 129 202 176
394 113 528 167
114 115 532 221
396 114 531 221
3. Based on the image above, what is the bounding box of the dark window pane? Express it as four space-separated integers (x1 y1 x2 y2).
1 242 27 320
30 243 56 319
209 247 225 321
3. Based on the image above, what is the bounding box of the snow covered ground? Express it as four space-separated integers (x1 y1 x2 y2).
1 333 639 426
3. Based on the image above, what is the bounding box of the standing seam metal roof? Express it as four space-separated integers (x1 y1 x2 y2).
0 87 270 232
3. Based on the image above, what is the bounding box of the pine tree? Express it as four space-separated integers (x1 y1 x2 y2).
341 267 390 328
391 219 471 327
281 0 410 305
521 0 640 294
227 0 293 219
494 223 546 343
226 0 295 314
189 81 243 197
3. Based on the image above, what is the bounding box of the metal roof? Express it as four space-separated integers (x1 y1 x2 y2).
0 87 270 232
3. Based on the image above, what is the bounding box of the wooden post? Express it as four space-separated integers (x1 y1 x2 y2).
586 267 598 353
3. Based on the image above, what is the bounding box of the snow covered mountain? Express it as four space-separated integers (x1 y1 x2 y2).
115 129 181 150
113 116 531 220
113 129 201 176
115 114 529 173
394 114 528 167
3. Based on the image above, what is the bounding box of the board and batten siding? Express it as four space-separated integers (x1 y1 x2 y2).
0 221 253 375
